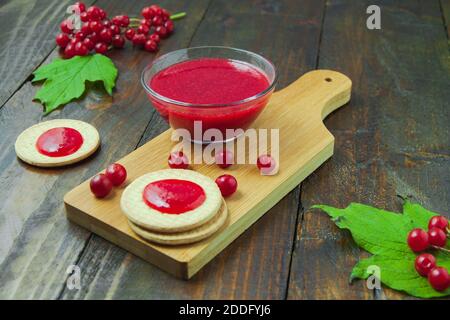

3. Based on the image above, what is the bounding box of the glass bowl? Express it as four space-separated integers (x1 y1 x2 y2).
141 46 277 143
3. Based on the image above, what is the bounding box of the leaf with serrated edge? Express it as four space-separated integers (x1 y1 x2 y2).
32 54 118 114
313 201 450 298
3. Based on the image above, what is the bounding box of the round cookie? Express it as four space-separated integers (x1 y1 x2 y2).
15 119 100 167
121 169 222 233
129 200 228 245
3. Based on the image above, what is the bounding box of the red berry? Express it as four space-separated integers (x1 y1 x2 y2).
429 216 449 231
105 163 127 186
144 40 158 52
89 32 100 43
148 33 159 43
137 24 149 35
407 228 429 252
89 20 102 33
257 154 277 174
99 28 113 43
111 16 121 26
74 31 86 40
98 8 106 20
56 33 70 48
83 37 94 50
80 11 89 22
112 15 129 27
161 9 171 20
155 26 168 38
94 42 108 54
74 42 88 56
102 19 112 28
63 43 76 58
73 1 86 13
141 7 154 19
112 34 125 48
215 149 234 168
150 5 163 16
60 19 73 33
257 155 273 169
87 6 101 20
168 151 189 169
152 16 163 26
80 22 91 34
415 253 436 277
132 33 146 46
164 20 174 33
428 227 447 247
141 19 152 27
125 28 135 40
90 173 113 198
120 15 130 27
83 37 95 51
428 267 450 291
110 24 120 35
215 174 238 197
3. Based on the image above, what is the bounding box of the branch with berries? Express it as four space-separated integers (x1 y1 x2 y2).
55 2 186 57
33 2 186 114
314 199 450 298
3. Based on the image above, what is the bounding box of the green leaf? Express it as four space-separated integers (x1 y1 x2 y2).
32 54 118 114
313 201 450 298
402 199 438 229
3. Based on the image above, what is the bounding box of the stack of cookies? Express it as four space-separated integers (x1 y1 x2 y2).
120 169 228 245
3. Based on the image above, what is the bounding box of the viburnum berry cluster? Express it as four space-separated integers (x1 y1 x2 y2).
407 215 450 291
55 2 185 58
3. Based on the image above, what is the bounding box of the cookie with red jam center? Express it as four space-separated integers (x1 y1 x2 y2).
121 169 223 233
15 119 100 167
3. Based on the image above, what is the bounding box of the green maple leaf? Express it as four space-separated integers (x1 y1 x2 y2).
313 200 450 298
32 54 118 114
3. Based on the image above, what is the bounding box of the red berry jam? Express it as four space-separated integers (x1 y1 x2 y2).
36 127 83 157
147 58 272 138
150 58 269 104
142 179 206 214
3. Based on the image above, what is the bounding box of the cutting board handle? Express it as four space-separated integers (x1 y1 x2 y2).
274 69 352 120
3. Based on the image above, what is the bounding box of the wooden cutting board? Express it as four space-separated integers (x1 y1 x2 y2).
64 69 352 279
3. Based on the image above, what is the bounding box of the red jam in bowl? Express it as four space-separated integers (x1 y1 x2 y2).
142 179 206 214
36 127 83 157
146 58 273 140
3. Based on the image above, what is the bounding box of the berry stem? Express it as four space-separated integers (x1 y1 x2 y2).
432 245 450 254
170 12 186 20
128 12 186 23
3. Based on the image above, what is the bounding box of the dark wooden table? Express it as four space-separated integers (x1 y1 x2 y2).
0 0 449 299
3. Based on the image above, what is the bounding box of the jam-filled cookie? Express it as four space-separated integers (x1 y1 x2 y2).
121 169 222 233
15 119 100 167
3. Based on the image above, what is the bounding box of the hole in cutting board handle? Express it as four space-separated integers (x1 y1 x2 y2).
325 77 332 82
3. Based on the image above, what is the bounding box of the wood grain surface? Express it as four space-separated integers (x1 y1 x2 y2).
0 0 95 108
0 0 448 299
441 0 450 38
287 0 450 300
